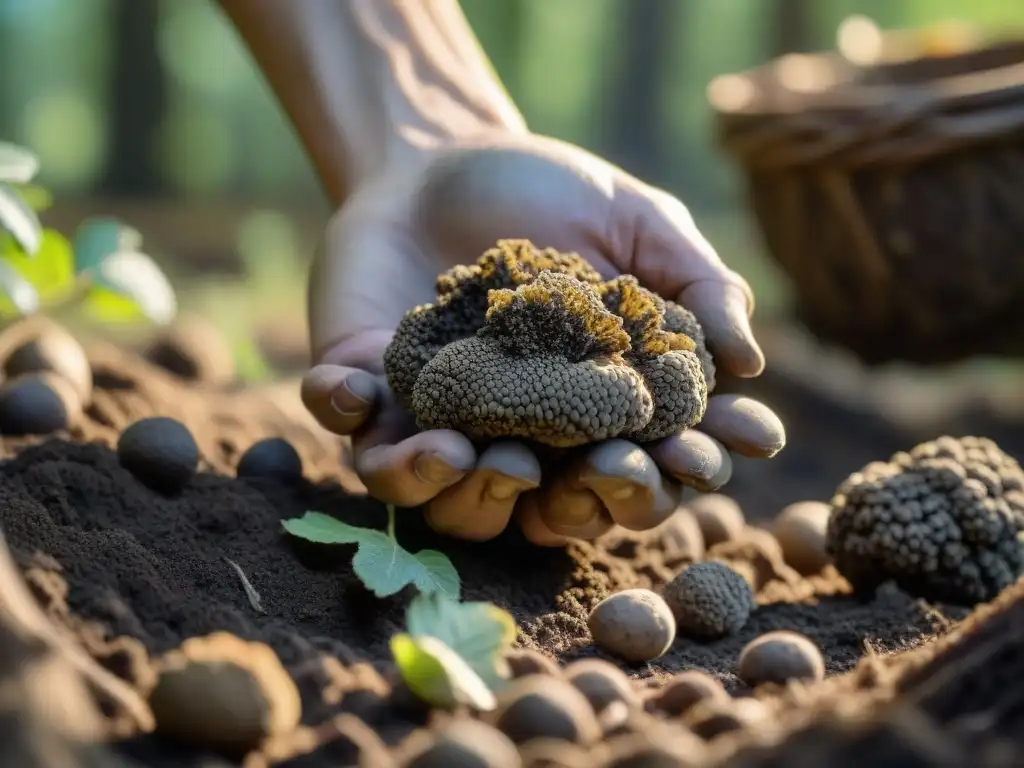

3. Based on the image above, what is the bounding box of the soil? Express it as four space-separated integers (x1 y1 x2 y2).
1 334 1023 767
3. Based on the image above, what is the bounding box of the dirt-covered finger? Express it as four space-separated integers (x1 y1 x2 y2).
531 462 617 540
425 442 541 540
650 429 733 491
353 430 476 507
301 365 380 435
698 395 786 458
677 278 764 378
574 439 680 531
514 494 572 547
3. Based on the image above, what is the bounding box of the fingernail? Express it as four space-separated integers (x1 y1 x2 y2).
414 452 464 485
725 284 765 377
487 477 521 500
330 376 375 416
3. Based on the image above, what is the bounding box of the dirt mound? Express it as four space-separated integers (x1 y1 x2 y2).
0 340 1014 766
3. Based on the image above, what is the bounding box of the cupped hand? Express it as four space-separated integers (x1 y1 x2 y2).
301 132 785 545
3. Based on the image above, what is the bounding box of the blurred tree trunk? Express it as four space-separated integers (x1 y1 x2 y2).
100 0 166 198
769 0 814 56
602 0 679 188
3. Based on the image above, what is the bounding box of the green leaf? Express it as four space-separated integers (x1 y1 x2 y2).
0 258 39 318
10 184 52 213
0 182 42 255
0 228 76 305
73 218 142 275
404 592 516 691
0 142 40 184
391 633 497 711
280 511 368 544
281 511 461 600
83 249 176 326
349 533 460 599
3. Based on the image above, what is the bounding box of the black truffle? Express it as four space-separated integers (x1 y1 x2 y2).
827 436 1024 605
236 438 303 482
118 417 199 494
661 561 755 640
2 319 92 402
0 372 80 436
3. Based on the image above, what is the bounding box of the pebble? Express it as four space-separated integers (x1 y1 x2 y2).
653 509 705 564
143 313 235 386
737 630 825 687
600 732 706 768
402 719 520 768
587 589 676 663
684 697 768 742
645 670 729 717
771 501 833 575
685 494 745 547
236 437 304 482
492 675 601 746
117 417 199 494
505 648 561 679
1 319 92 402
148 632 301 758
0 372 81 436
564 659 641 714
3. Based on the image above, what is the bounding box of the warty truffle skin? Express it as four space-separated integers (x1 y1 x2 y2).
384 239 715 449
661 561 755 640
826 436 1024 606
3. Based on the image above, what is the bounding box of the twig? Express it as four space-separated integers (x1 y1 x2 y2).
224 557 266 614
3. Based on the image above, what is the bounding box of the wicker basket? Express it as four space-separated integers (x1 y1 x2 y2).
711 38 1024 365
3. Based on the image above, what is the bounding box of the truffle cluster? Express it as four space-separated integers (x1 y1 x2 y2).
383 240 715 448
827 436 1024 605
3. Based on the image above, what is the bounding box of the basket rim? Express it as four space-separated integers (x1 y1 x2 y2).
710 37 1024 169
710 37 1024 119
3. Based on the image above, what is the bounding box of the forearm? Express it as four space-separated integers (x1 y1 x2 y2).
217 0 526 204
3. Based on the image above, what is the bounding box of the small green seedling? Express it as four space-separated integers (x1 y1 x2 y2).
391 591 517 711
0 140 177 327
281 505 461 600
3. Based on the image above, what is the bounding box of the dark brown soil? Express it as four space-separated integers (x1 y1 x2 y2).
0 338 1022 767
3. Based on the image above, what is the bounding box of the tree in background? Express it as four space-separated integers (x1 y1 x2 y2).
100 0 165 197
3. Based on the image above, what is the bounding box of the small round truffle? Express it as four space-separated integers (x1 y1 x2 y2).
646 670 729 717
236 438 303 482
587 589 676 662
403 719 520 768
661 562 755 640
148 632 301 758
564 659 641 714
771 501 832 575
737 631 825 688
117 417 199 494
2 319 92 402
505 648 562 679
685 494 745 547
0 372 81 436
684 697 767 742
493 675 601 746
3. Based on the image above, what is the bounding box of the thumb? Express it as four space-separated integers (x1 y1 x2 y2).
301 330 393 435
614 184 765 378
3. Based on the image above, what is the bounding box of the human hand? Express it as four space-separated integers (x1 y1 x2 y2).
301 132 784 545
